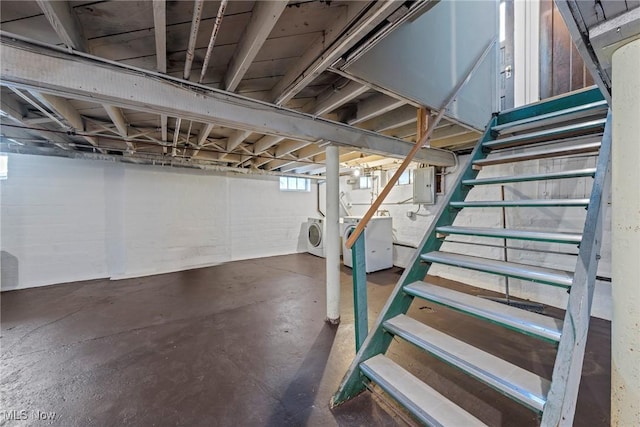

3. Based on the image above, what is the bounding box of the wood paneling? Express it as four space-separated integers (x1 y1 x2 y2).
539 0 593 99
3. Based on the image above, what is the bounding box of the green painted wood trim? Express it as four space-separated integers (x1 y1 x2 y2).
330 116 498 407
352 233 368 352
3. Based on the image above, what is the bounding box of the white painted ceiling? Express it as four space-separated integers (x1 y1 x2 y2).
0 0 480 175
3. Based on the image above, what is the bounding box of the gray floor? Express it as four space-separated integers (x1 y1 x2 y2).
1 253 610 426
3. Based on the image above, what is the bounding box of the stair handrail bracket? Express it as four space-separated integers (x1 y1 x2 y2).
540 110 612 427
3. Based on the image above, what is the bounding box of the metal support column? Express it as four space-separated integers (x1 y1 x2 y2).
325 145 341 324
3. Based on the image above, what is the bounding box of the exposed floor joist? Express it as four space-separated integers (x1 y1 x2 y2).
224 1 287 92
35 0 86 51
306 81 369 116
0 37 454 166
348 94 406 125
270 1 403 105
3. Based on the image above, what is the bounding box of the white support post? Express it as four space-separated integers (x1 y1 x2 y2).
611 38 640 427
325 145 341 324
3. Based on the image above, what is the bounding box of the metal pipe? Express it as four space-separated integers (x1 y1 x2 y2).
199 0 228 84
184 0 204 80
325 145 341 323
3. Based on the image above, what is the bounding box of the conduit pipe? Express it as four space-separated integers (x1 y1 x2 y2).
199 0 228 84
184 0 204 80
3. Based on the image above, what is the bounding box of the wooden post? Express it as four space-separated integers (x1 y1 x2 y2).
417 107 428 145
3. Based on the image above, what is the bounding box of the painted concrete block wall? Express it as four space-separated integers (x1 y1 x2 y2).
228 175 312 261
339 154 612 320
1 154 108 290
114 166 232 279
1 154 317 290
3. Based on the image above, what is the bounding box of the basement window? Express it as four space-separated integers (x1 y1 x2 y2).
0 154 7 180
396 169 413 185
354 176 372 189
279 176 310 192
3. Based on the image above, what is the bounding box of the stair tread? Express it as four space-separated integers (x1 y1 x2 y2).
435 226 582 244
360 354 487 426
383 315 549 412
450 198 589 208
474 141 601 167
420 251 574 287
492 100 608 133
404 281 562 342
484 118 606 149
462 168 597 186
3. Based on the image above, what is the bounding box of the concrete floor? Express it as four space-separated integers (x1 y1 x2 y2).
1 253 610 426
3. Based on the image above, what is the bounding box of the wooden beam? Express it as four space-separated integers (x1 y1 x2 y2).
36 0 87 51
253 135 285 154
348 94 405 125
359 105 418 132
103 105 128 138
152 0 166 73
295 144 326 160
0 95 71 150
172 117 182 156
197 123 214 147
224 1 287 91
417 107 428 141
36 93 83 131
429 132 479 148
271 1 402 105
160 114 168 142
103 104 134 150
274 140 311 158
225 129 253 152
306 81 368 116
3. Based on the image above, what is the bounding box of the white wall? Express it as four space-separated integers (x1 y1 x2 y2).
1 154 317 290
1 155 109 289
339 154 612 320
514 0 540 107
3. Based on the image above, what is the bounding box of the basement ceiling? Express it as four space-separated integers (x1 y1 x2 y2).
0 0 480 176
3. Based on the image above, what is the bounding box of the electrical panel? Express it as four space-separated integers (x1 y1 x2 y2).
413 166 435 205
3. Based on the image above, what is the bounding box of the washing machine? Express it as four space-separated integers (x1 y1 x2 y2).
342 216 393 273
306 217 326 258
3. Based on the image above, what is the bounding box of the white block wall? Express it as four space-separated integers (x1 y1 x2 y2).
1 154 317 290
340 154 613 320
1 155 109 289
